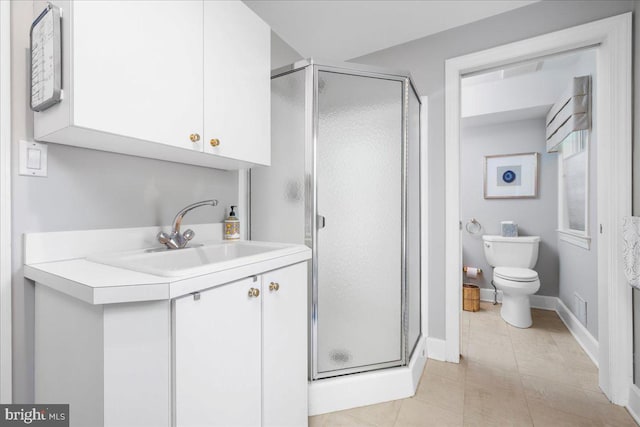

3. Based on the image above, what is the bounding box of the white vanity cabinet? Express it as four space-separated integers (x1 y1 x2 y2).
262 265 309 426
174 262 308 427
33 0 270 170
174 276 262 427
26 225 312 427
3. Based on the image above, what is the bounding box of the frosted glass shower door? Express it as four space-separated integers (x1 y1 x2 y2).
315 70 404 377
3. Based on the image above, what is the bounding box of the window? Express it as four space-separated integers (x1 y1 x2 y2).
557 130 591 249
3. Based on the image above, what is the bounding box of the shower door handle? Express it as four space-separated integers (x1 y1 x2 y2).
317 215 326 229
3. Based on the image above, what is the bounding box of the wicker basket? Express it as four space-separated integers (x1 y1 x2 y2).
463 283 480 312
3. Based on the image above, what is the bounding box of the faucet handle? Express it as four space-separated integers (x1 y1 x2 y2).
183 229 195 241
158 231 180 250
157 231 171 244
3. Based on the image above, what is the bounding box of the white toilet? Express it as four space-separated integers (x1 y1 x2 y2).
482 235 541 328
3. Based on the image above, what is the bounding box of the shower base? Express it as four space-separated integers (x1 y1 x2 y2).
308 337 427 415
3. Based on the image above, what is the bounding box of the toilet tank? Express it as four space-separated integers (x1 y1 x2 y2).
482 235 540 268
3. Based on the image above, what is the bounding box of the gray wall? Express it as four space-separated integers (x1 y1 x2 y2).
557 54 599 339
353 0 636 340
11 2 240 402
461 119 559 297
557 137 599 338
271 31 303 70
559 232 599 338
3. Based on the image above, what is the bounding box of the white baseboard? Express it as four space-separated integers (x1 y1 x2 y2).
627 384 640 425
479 289 557 311
556 298 599 367
426 337 446 362
530 294 558 311
479 287 502 303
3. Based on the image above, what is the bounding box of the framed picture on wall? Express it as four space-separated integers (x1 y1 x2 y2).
484 152 539 199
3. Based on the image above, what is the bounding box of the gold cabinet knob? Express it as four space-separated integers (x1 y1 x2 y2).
190 133 200 143
248 288 260 298
269 282 280 291
210 138 220 147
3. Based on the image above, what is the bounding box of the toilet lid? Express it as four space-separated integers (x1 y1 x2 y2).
494 267 538 282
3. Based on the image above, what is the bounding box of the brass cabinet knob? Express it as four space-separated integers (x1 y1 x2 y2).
269 282 280 291
210 138 220 147
248 288 260 298
190 133 200 143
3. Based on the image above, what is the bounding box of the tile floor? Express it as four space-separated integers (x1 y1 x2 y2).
309 302 638 426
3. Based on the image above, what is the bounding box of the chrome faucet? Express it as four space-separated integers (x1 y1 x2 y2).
157 200 218 249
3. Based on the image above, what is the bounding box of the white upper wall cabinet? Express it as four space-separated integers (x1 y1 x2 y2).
33 0 271 170
204 1 270 165
73 1 204 152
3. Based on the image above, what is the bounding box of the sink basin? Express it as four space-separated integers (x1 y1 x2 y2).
88 240 306 278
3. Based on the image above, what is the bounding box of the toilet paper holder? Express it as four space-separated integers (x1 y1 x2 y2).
463 266 483 274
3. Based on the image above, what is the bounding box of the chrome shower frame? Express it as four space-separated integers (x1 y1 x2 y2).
267 59 422 381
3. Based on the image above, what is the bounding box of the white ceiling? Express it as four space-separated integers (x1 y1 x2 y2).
461 105 551 129
244 0 539 61
461 48 596 128
462 50 584 87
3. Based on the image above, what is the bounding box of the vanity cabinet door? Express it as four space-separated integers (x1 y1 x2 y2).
173 277 262 427
72 0 204 151
262 262 308 427
203 0 271 166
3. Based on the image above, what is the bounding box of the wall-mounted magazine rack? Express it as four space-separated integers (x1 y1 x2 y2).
30 2 62 112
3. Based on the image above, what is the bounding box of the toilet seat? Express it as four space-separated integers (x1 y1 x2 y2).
494 267 538 283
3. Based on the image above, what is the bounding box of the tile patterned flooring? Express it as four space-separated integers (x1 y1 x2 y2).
309 302 638 426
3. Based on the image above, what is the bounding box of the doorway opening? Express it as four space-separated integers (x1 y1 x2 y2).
461 48 597 330
444 13 632 406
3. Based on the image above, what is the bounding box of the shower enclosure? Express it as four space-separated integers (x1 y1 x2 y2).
251 59 421 381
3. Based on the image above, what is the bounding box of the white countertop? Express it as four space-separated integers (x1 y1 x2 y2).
24 224 311 305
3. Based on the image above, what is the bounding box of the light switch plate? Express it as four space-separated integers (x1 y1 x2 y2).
19 140 48 177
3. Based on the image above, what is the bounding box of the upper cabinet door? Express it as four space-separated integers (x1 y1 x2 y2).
72 1 204 152
203 1 270 165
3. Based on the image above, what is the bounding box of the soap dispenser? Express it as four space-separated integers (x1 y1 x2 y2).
224 206 240 240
